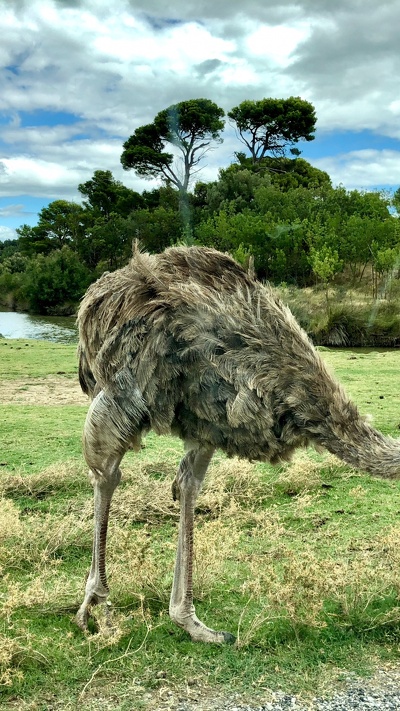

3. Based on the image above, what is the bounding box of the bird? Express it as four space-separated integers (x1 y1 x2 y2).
75 244 400 643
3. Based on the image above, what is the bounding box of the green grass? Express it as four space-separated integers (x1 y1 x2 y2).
0 339 77 379
320 348 400 433
0 405 85 471
1 341 400 709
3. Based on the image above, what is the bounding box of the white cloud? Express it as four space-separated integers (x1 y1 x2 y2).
0 226 17 241
312 149 400 190
0 140 158 199
0 203 25 218
246 23 311 66
0 0 399 223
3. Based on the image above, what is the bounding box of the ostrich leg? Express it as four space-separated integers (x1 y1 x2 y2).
75 463 121 630
169 445 235 644
76 386 144 630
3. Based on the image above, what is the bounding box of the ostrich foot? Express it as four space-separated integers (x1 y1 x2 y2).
75 604 93 631
75 591 109 632
170 608 235 644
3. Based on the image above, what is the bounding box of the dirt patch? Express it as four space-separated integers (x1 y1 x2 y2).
0 376 89 406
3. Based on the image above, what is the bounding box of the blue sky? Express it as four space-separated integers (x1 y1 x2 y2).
1 0 400 240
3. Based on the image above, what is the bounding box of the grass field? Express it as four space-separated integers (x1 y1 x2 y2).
1 339 400 709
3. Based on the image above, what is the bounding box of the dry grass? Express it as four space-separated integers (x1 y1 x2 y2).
2 446 400 700
112 463 179 524
0 499 23 542
237 520 400 648
0 461 87 498
1 453 398 616
0 635 36 688
0 375 88 406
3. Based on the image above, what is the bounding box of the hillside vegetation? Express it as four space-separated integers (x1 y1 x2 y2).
0 156 399 349
2 95 399 339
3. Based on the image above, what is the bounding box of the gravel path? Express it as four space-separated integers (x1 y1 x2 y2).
148 667 400 711
4 668 400 710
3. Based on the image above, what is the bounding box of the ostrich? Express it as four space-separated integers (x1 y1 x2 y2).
75 245 400 643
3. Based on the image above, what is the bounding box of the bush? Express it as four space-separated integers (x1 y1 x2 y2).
309 304 400 347
22 247 91 314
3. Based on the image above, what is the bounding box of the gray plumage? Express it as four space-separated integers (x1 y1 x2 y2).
75 245 400 641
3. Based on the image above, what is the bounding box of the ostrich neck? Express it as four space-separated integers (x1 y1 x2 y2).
305 389 400 479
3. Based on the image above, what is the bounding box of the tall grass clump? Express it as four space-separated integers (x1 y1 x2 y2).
279 283 400 347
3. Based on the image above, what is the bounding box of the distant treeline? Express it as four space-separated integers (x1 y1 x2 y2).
0 157 399 315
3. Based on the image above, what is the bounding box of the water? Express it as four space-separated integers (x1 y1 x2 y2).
0 310 77 343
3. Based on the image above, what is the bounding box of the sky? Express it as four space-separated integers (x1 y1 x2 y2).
0 0 400 241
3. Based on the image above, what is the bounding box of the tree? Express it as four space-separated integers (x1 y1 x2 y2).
0 238 19 262
228 97 316 163
83 214 137 271
233 156 331 191
194 167 267 218
35 200 85 248
371 246 400 299
127 206 183 253
392 186 400 215
17 202 85 255
16 223 53 256
309 243 342 289
78 170 144 218
121 98 225 195
23 247 91 313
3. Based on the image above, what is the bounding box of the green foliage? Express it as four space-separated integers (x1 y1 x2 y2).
78 169 144 217
155 97 225 143
16 223 53 256
34 200 84 247
16 202 86 258
21 247 91 314
76 213 136 271
231 243 253 268
307 220 343 286
281 287 400 348
3 94 399 316
0 237 19 260
310 246 342 284
0 253 30 308
121 122 174 179
193 170 397 288
0 252 29 274
228 96 316 162
0 269 26 309
121 98 225 193
195 208 266 256
393 186 400 214
373 246 400 276
266 222 310 283
127 206 183 253
142 185 180 211
198 166 268 215
259 156 331 190
233 152 330 190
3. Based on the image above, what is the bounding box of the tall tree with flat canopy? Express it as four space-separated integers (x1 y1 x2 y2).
228 97 316 164
121 99 225 198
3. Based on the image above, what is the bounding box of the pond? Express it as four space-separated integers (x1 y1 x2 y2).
0 310 78 344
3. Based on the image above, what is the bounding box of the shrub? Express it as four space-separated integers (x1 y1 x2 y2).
22 247 91 314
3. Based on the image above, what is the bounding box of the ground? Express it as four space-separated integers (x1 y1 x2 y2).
0 375 88 406
2 343 400 709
